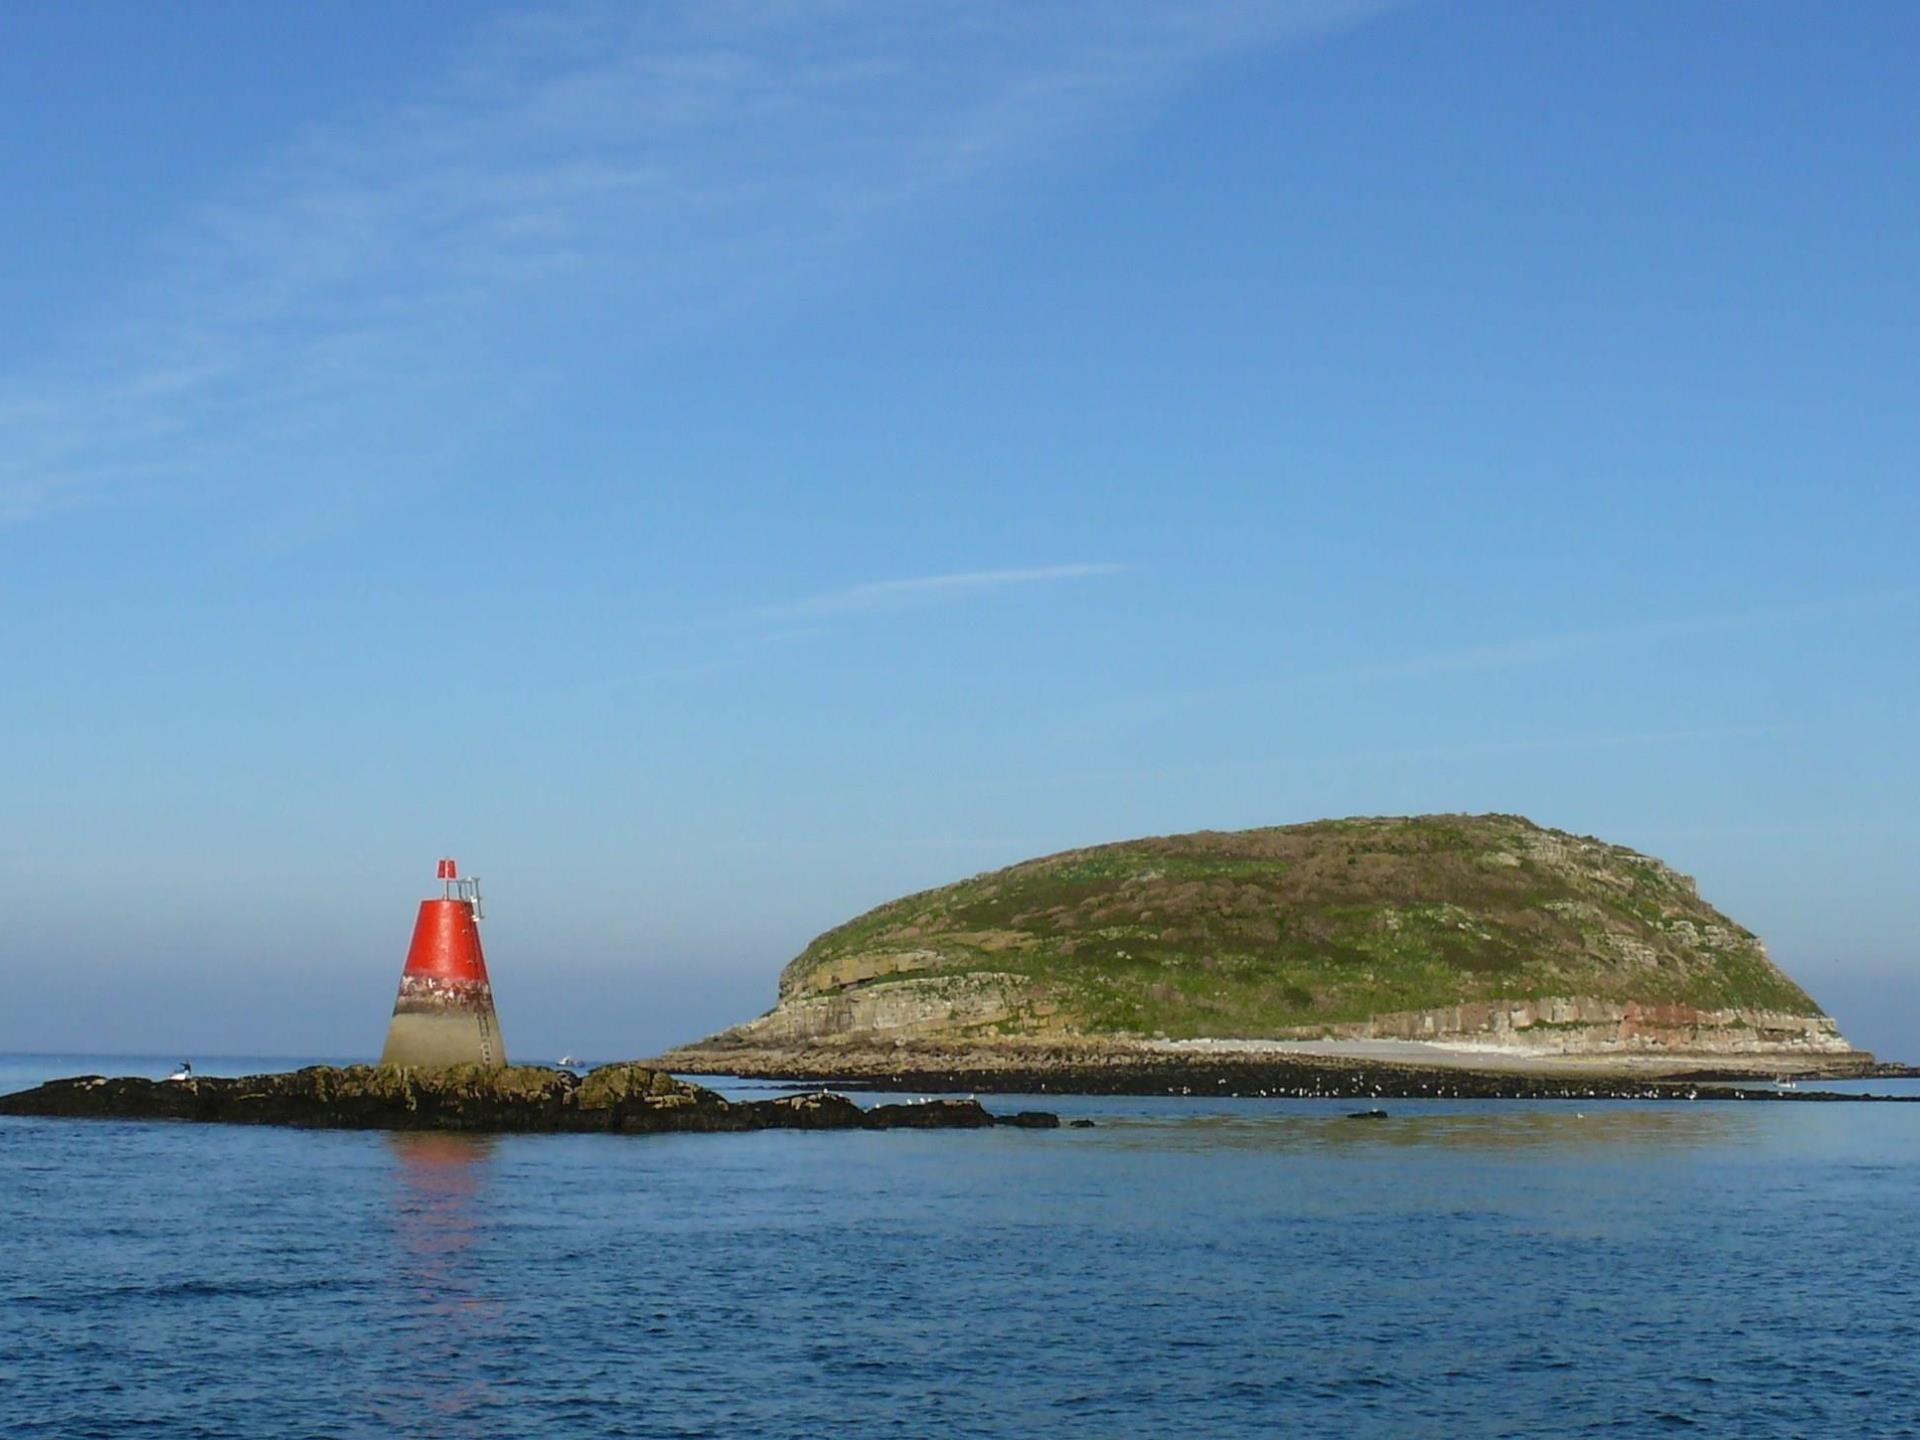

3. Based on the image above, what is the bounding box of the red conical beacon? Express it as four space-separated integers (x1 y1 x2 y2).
379 859 508 1069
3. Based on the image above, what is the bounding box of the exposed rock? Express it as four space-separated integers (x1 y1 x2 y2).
863 1098 996 1129
0 1064 1058 1135
737 1091 870 1129
642 1034 1902 1099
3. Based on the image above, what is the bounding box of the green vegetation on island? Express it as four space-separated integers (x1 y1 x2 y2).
759 814 1825 1042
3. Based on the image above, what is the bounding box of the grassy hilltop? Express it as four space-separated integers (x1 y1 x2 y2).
763 814 1822 1041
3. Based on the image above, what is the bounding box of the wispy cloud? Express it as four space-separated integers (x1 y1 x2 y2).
1364 723 1791 759
749 562 1127 622
968 723 1786 793
1633 820 1920 842
1327 589 1919 685
1058 586 1919 740
0 0 1392 530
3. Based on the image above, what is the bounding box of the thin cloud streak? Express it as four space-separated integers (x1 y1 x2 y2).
1634 820 1920 841
751 563 1128 622
1327 588 1920 685
0 0 1393 529
1079 586 1919 732
969 722 1787 794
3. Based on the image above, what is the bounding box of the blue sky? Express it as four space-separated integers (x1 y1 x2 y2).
2 1 1915 1062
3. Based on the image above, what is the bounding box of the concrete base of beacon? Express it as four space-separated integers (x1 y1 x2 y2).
380 1006 507 1069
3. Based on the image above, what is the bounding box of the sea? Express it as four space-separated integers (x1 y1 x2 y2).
4 1053 1920 1439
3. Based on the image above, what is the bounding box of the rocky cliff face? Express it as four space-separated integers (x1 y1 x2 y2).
674 814 1856 1063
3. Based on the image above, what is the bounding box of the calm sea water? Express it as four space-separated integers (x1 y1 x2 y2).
4 1054 1919 1439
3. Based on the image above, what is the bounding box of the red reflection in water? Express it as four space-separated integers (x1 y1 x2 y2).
374 1132 507 1428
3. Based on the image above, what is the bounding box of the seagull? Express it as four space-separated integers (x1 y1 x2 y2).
167 1061 193 1082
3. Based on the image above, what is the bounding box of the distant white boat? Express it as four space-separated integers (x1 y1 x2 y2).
558 1054 581 1068
1774 1077 1799 1091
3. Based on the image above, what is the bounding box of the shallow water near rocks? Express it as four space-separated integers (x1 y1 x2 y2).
4 1055 1919 1438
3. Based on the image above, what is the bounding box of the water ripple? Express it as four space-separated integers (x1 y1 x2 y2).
3 1092 1919 1437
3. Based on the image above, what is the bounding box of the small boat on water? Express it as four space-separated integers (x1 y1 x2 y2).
558 1054 582 1069
1774 1077 1799 1091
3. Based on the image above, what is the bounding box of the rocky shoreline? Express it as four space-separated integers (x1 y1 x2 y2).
0 1064 1061 1134
656 1040 1915 1102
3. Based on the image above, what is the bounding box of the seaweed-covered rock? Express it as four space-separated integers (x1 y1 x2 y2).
739 1092 870 1129
0 1064 1055 1136
994 1110 1063 1129
863 1098 996 1129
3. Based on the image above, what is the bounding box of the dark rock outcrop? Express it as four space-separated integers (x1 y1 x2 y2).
864 1097 996 1129
0 1064 1057 1135
995 1110 1065 1129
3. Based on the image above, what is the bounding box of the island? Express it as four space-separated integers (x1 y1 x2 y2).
654 813 1888 1096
